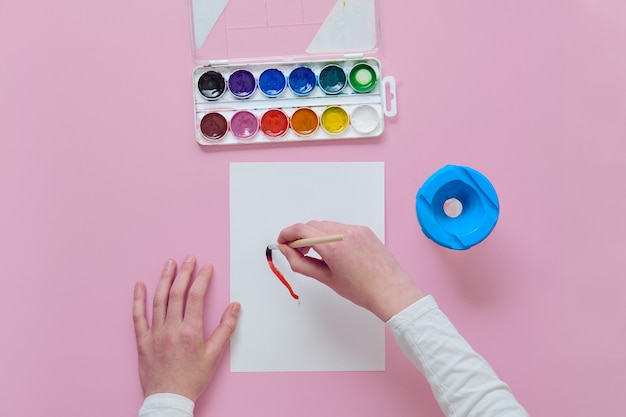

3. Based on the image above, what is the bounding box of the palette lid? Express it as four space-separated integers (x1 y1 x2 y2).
189 0 382 65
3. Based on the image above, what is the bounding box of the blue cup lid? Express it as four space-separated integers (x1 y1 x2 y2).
416 165 500 250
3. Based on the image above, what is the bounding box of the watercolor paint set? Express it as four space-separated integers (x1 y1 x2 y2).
188 0 396 147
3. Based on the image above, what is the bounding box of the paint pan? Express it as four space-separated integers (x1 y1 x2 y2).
260 109 289 137
229 69 256 99
349 63 378 93
288 66 316 96
350 104 380 134
290 108 319 136
318 64 347 95
321 106 349 134
258 68 286 97
198 70 226 100
230 110 259 139
200 112 228 141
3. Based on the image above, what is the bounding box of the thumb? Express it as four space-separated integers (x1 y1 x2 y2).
205 302 240 357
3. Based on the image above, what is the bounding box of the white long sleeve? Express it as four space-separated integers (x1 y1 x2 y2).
386 295 528 417
138 393 194 417
138 296 527 417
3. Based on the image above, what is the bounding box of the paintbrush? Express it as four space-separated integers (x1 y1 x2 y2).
267 234 346 251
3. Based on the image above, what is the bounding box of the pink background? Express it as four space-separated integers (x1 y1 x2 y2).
1 1 625 416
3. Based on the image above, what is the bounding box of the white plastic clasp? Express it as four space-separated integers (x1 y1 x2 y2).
382 76 397 117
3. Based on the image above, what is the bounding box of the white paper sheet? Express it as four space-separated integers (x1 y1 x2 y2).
229 162 385 372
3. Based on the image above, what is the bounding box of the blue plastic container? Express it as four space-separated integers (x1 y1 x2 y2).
416 165 500 250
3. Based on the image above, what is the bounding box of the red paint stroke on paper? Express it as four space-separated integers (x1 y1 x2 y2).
266 246 299 300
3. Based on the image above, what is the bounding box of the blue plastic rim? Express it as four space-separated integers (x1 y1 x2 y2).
415 165 500 250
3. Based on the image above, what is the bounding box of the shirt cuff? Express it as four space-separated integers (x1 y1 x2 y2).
138 393 195 417
385 294 438 329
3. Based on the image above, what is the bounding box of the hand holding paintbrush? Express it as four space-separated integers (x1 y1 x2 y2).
275 221 426 320
266 234 346 300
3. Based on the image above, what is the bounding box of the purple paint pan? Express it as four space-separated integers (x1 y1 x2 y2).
228 69 256 99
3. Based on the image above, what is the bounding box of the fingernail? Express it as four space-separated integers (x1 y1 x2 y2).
163 259 174 271
184 254 195 263
231 302 241 314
